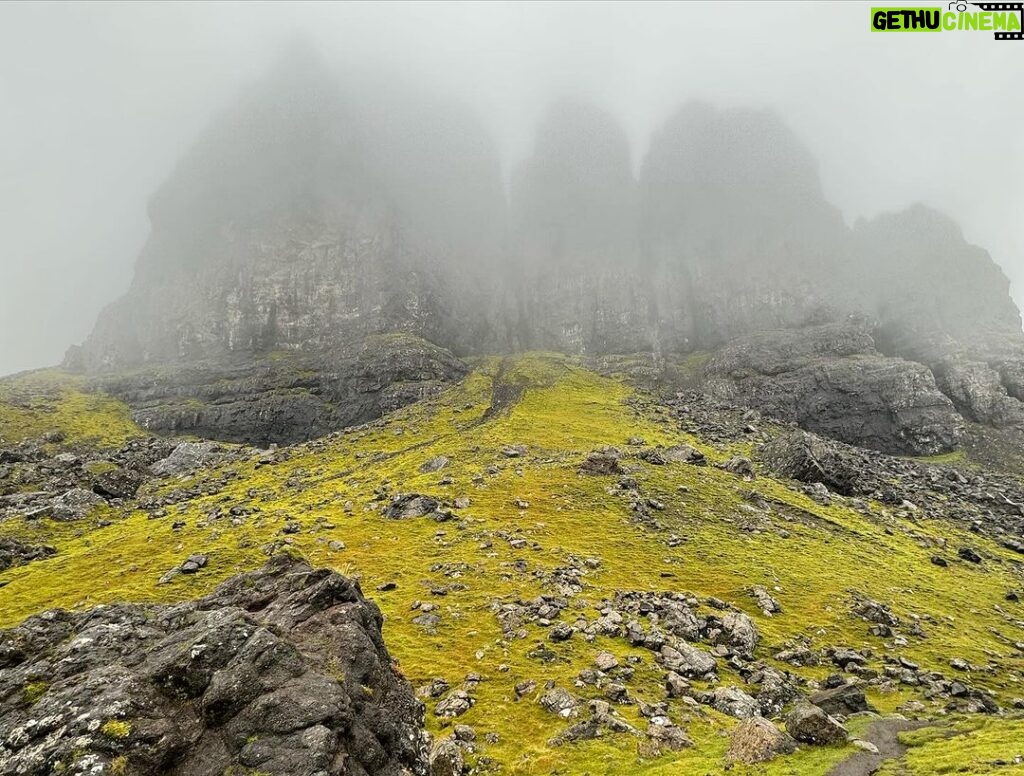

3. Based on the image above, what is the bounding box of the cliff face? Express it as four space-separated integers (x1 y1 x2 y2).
69 49 1024 454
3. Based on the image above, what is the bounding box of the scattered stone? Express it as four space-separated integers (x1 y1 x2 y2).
726 717 796 764
851 739 880 754
91 467 144 500
595 651 619 672
179 553 208 574
774 645 819 667
384 493 440 520
538 686 579 718
150 441 220 477
580 447 623 475
785 703 847 745
549 623 574 642
707 611 759 658
436 690 474 717
958 547 983 563
809 682 873 717
723 456 756 480
0 538 56 572
429 738 464 776
660 642 717 678
705 686 759 719
663 444 706 465
49 488 104 521
852 597 899 627
645 721 693 751
752 585 782 615
420 455 450 473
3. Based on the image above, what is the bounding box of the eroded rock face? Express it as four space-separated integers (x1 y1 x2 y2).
98 335 468 445
64 51 1024 452
0 555 430 776
704 323 963 455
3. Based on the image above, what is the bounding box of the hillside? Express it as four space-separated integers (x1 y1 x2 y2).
2 354 1022 774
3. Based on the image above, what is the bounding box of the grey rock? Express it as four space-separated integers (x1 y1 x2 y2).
420 456 449 473
705 324 963 456
706 686 759 719
0 538 56 572
49 487 104 521
809 682 873 717
660 642 717 679
726 717 796 764
435 690 473 718
150 441 221 477
384 494 440 520
538 686 578 718
579 447 623 476
751 585 782 615
707 611 759 658
784 703 847 745
0 555 429 776
429 738 464 776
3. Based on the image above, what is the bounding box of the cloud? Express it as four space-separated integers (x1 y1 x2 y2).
1 1 1020 375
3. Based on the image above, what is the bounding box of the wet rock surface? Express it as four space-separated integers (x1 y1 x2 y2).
0 555 430 776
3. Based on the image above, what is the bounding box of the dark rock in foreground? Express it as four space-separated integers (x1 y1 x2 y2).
0 555 429 776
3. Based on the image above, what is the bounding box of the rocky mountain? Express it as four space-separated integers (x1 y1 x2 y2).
61 49 1024 458
5 35 1024 776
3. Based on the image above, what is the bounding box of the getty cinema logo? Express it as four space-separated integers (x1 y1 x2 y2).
871 1 1023 38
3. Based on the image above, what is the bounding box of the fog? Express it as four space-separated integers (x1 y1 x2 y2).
1 1 1022 376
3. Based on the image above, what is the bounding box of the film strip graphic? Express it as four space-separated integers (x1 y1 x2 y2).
966 1 1024 38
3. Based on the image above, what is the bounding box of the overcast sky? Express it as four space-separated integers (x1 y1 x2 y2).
1 1 1022 376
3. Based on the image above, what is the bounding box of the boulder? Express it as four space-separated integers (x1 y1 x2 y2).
784 702 847 745
809 683 873 718
150 441 221 477
384 493 440 520
0 556 429 775
707 686 759 719
660 642 717 678
707 611 759 658
726 717 796 764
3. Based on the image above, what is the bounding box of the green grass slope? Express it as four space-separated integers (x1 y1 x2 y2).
1 354 1022 774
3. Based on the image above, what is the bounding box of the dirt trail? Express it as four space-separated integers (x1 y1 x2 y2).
828 719 932 776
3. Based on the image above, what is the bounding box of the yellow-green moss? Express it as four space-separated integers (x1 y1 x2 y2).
1 354 1022 775
876 716 1024 775
0 369 141 447
22 680 48 704
100 720 132 739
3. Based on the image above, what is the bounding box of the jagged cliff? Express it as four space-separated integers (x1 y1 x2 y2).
67 47 1024 455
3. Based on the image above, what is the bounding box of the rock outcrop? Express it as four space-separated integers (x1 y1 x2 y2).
703 323 962 455
0 555 430 775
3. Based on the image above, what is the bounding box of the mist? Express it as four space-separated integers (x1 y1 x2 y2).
1 1 1022 376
